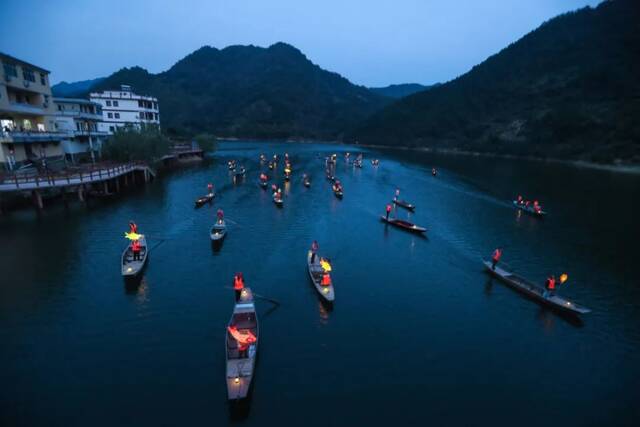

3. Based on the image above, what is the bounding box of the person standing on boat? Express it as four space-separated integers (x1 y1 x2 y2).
217 209 224 224
311 240 319 264
394 188 400 201
233 273 244 302
385 204 392 220
321 272 332 286
432 168 437 176
129 221 138 234
517 195 523 205
207 183 214 195
131 239 141 261
533 200 541 214
491 248 502 270
544 275 556 298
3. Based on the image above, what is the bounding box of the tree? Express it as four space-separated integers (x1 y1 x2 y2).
101 124 170 162
193 133 218 153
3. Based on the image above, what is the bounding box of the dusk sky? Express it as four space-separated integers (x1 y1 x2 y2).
1 0 600 87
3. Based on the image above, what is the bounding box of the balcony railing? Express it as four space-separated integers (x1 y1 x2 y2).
4 102 46 115
56 110 102 120
0 130 65 143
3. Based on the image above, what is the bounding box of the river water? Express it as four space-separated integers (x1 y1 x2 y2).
1 141 639 426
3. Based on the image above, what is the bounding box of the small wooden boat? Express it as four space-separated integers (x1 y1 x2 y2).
226 287 259 401
371 159 379 166
307 251 335 303
210 220 227 242
513 201 546 217
228 161 236 170
303 179 311 188
122 235 148 277
259 180 268 190
332 185 343 199
380 216 426 234
273 193 283 207
482 260 590 315
234 167 246 177
393 198 415 211
195 193 214 208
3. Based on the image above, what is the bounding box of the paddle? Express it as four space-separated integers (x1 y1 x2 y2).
224 286 281 307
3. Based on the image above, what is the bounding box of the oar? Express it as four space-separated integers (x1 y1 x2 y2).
149 239 167 251
224 286 280 307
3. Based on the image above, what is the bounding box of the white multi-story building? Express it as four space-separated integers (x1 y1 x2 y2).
89 85 160 134
54 97 109 163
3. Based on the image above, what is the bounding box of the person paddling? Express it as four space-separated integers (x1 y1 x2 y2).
491 248 502 270
207 183 214 195
385 204 392 220
233 272 245 302
517 195 523 205
217 209 224 224
311 240 319 264
394 188 400 202
129 221 138 234
131 239 141 261
544 275 556 298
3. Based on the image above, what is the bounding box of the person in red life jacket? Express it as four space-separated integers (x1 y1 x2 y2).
321 272 332 286
233 272 245 302
533 200 541 214
385 204 392 220
129 221 138 234
517 195 523 205
207 183 213 195
217 209 224 224
131 239 141 261
260 173 267 182
491 248 502 270
271 183 277 192
311 240 319 264
525 200 531 208
544 275 556 298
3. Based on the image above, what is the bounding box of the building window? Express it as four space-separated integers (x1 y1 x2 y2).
23 68 36 82
138 100 143 108
109 126 115 131
113 100 119 107
153 102 158 110
106 100 111 106
3 62 17 77
155 113 159 120
58 104 62 111
107 113 113 118
40 73 46 85
114 113 120 119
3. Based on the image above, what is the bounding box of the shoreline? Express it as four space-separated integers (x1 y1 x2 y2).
353 144 640 175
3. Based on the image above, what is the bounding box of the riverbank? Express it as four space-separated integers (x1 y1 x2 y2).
356 144 640 175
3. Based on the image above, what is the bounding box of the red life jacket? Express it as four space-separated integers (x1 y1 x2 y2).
132 241 141 252
386 205 392 213
234 277 244 290
321 274 332 286
546 277 556 290
129 223 137 233
492 249 502 262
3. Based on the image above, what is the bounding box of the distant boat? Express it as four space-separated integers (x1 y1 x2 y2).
482 259 590 316
225 287 259 401
195 193 214 208
234 167 246 177
393 199 415 211
332 184 343 199
121 235 148 277
513 200 546 217
273 192 283 207
380 216 426 234
259 180 268 189
307 251 335 303
303 179 311 188
210 220 227 242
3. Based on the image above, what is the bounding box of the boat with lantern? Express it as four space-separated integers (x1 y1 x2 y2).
307 251 335 303
210 219 227 242
121 234 148 277
393 198 415 211
482 259 590 315
194 192 215 208
225 287 259 401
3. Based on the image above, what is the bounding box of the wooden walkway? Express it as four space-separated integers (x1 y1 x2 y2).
0 162 155 192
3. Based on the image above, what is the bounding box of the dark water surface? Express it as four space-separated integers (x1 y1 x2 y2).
1 141 639 426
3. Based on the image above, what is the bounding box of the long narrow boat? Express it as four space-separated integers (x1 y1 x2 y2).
393 199 415 211
225 287 259 401
210 220 227 242
380 216 426 234
121 235 148 277
482 260 590 315
307 251 335 303
195 193 214 208
332 185 343 199
259 180 268 190
513 200 546 217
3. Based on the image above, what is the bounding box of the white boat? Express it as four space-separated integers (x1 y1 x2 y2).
121 235 148 277
225 288 259 401
307 250 335 303
210 220 227 242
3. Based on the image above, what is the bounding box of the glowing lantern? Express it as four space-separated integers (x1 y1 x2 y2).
234 377 240 384
320 259 332 272
125 231 142 241
560 273 568 284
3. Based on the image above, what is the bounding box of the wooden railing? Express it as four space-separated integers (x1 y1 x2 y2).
0 161 150 192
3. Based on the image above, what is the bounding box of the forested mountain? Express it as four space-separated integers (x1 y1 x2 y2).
350 0 640 163
52 77 105 97
369 83 432 98
85 43 388 139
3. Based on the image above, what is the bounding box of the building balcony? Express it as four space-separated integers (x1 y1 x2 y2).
0 102 46 116
1 130 65 144
69 129 110 138
56 110 103 121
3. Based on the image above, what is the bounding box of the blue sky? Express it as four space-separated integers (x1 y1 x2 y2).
1 0 601 87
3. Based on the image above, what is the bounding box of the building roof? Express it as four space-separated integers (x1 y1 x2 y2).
53 97 101 106
0 52 50 74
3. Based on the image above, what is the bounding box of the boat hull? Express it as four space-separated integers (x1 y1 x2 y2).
513 201 546 217
225 288 258 401
393 199 415 211
210 222 227 241
483 260 590 315
380 216 426 234
307 251 335 303
121 236 148 277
